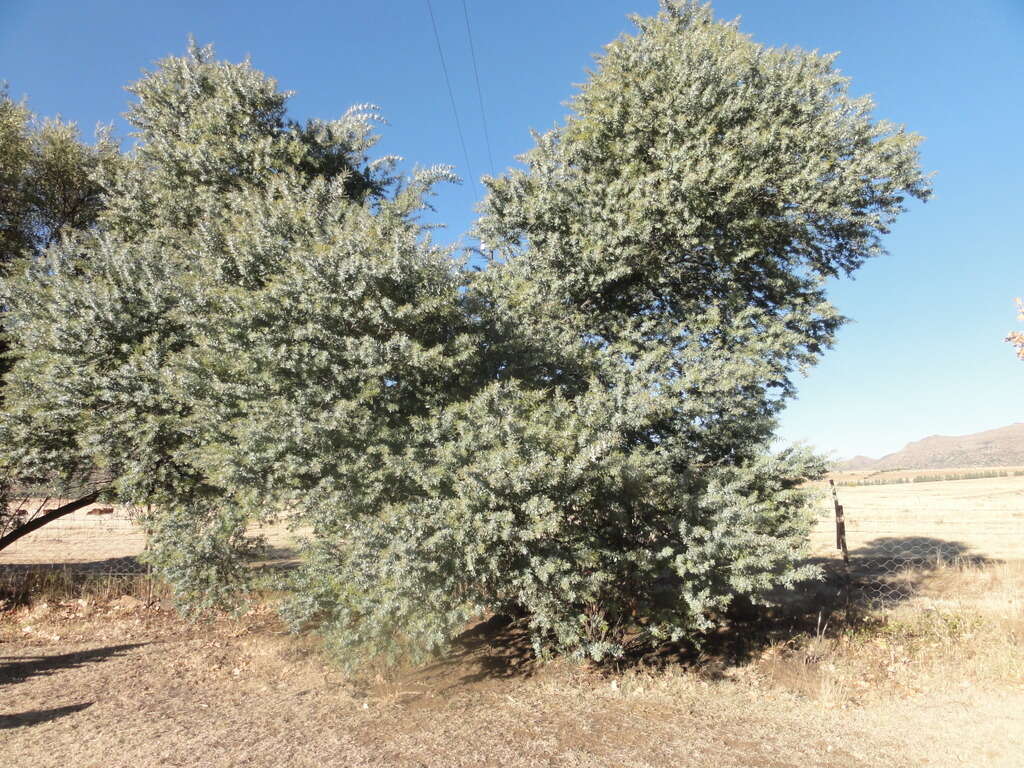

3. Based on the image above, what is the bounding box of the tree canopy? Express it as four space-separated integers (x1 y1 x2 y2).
0 86 120 547
0 2 929 664
0 86 117 270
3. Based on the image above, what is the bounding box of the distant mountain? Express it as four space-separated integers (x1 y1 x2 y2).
839 455 879 471
838 423 1024 471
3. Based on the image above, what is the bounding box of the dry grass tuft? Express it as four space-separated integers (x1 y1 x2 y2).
0 570 164 613
755 558 1024 708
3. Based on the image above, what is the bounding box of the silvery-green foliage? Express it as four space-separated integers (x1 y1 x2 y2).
2 2 930 665
0 87 120 544
95 40 395 241
0 42 465 609
454 0 930 657
143 500 268 616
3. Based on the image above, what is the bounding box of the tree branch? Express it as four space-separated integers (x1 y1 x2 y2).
0 491 102 552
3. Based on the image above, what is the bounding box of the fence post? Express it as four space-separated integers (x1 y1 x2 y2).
829 479 852 615
829 479 850 566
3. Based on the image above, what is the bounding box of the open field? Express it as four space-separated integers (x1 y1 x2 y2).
4 472 1023 572
0 501 299 569
832 465 1024 485
810 473 1024 562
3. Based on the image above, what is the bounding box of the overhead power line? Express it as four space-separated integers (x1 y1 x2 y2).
425 0 478 198
461 0 495 178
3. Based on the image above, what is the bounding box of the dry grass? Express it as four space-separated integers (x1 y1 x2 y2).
810 473 1024 561
5 472 1020 570
0 500 302 571
760 559 1024 702
0 571 165 613
0 502 147 565
833 466 1024 485
2 476 1023 766
2 557 1023 767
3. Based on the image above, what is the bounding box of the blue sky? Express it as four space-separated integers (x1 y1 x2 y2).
1 0 1022 460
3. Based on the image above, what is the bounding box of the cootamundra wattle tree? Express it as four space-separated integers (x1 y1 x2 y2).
1 1 930 666
453 0 931 657
281 1 930 662
0 43 472 616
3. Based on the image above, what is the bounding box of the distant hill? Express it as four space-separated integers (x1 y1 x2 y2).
839 455 878 471
838 423 1024 471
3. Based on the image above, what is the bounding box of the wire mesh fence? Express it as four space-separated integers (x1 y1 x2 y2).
0 496 303 595
812 475 1024 608
3 474 1023 608
845 537 986 607
0 499 151 594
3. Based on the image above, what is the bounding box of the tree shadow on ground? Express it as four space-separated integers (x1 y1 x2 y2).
0 702 93 729
847 536 988 575
0 643 147 686
410 537 995 688
622 536 992 673
398 613 539 695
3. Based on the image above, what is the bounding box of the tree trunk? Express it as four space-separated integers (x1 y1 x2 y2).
0 491 102 552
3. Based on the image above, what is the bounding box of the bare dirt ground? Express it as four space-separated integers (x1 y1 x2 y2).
3 475 1023 766
3 558 1024 768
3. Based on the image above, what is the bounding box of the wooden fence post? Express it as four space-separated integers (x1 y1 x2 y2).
829 479 849 566
829 479 852 615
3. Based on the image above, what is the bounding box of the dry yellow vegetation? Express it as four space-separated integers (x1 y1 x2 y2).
811 473 1024 562
6 472 1020 574
2 473 1023 766
1 556 1022 767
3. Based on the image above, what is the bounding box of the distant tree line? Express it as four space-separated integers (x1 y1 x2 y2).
835 469 1024 487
